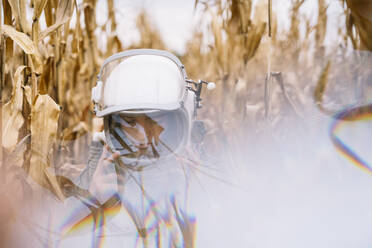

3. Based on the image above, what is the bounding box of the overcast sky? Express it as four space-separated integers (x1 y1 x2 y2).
95 0 345 54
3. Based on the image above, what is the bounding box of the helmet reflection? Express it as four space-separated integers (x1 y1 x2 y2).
106 111 186 166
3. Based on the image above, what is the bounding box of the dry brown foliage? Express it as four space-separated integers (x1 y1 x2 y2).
1 0 372 245
0 0 370 194
345 0 372 50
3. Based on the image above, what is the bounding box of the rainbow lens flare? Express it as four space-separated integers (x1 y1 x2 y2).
59 193 122 248
330 103 372 173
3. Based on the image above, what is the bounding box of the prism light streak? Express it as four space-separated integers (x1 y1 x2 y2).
127 195 197 247
59 202 93 236
143 200 161 235
330 103 372 173
91 210 105 248
55 186 195 247
59 193 122 246
130 199 163 248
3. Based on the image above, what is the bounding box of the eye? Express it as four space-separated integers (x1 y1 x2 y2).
123 116 136 126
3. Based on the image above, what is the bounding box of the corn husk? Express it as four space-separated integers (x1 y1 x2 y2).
29 94 60 193
2 66 27 152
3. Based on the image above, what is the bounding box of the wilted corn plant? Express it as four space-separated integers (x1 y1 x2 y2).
2 0 93 198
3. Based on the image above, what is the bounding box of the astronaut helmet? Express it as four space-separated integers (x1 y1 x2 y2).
92 49 214 167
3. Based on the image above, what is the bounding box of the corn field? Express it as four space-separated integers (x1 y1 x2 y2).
1 0 372 247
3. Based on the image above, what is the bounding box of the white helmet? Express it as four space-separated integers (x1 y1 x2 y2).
92 49 214 167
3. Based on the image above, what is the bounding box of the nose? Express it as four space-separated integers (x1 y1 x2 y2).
122 125 149 148
137 142 149 150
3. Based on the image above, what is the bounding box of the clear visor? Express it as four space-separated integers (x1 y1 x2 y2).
95 51 188 116
105 110 188 167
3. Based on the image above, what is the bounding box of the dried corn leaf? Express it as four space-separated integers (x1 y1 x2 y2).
71 1 81 54
38 56 53 94
29 94 60 188
22 85 32 108
32 18 39 44
347 0 372 21
28 53 43 75
7 0 30 33
61 121 88 142
346 0 372 50
315 0 328 47
0 25 37 54
314 60 333 115
244 23 266 63
2 66 27 152
2 0 12 25
44 0 53 27
39 0 74 40
44 168 66 201
2 0 14 60
33 0 49 19
1 25 43 73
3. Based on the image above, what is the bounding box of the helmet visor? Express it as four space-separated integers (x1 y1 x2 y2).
105 110 187 166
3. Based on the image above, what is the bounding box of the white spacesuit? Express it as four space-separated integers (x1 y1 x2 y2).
52 49 216 247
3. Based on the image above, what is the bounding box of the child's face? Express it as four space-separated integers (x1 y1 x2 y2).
106 111 186 164
119 115 165 151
